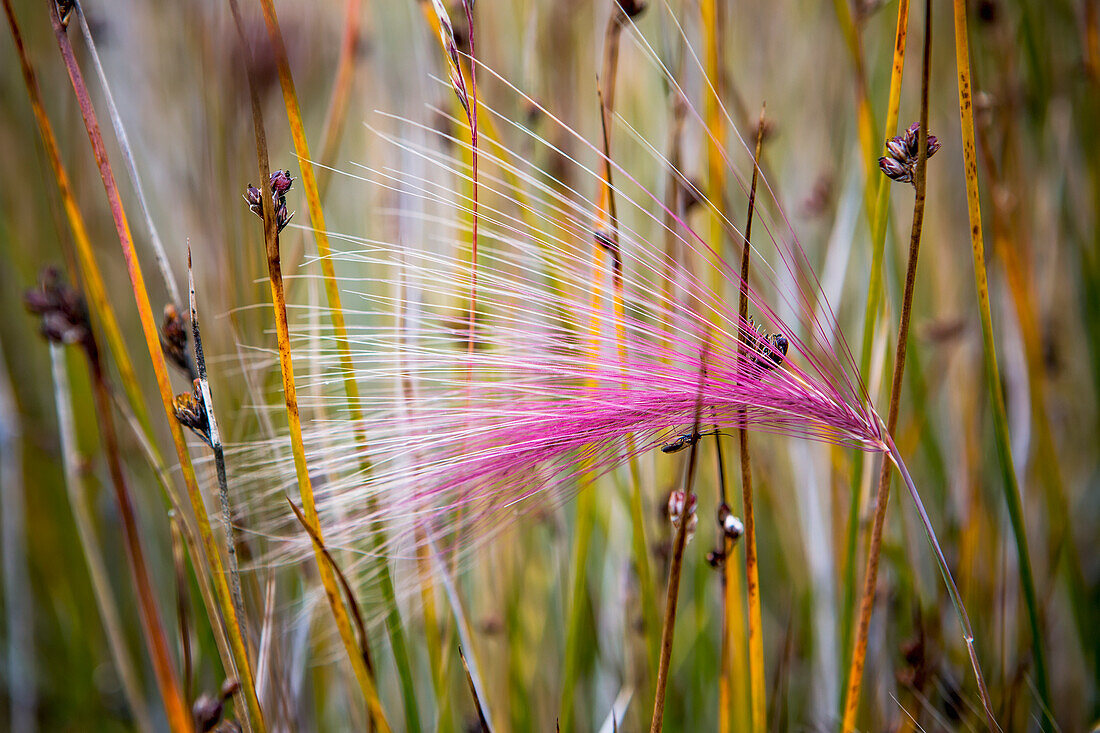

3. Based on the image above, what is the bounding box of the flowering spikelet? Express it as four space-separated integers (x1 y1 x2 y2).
234 44 887 577
878 122 941 184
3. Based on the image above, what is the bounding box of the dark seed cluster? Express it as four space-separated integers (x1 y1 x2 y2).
173 378 212 447
193 678 241 733
160 303 195 378
878 122 941 185
24 267 94 354
744 316 788 371
244 169 295 233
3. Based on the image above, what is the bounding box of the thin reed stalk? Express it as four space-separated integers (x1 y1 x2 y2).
254 5 421 726
650 363 708 733
596 20 659 679
316 0 363 200
284 496 385 723
735 106 768 733
170 513 193 707
842 3 934 728
950 0 1051 726
49 344 153 731
460 645 492 733
85 330 191 732
72 0 181 307
839 0 910 706
187 249 249 661
972 51 1094 685
47 5 266 728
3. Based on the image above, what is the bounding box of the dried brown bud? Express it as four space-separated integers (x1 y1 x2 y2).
160 303 193 377
24 267 93 352
192 693 224 732
244 184 263 218
193 677 239 730
173 379 211 447
269 169 294 198
274 197 294 233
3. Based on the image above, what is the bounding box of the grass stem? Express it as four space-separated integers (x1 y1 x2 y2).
950 0 1051 726
842 3 932 727
255 5 422 726
736 105 768 733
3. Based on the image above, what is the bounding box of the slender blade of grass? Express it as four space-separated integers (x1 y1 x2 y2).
229 2 391 727
72 0 181 308
950 1 1052 727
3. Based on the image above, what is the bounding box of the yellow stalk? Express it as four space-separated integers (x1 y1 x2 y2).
951 1 1052 726
228 1 390 728
703 1 751 730
256 3 422 728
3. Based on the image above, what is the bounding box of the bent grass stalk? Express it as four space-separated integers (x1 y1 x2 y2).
255 5 422 728
951 1 1052 726
229 0 389 728
976 109 1094 683
47 5 266 729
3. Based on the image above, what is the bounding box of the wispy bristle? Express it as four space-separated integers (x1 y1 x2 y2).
228 18 884 607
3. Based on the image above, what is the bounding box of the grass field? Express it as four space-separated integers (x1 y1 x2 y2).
1 0 1097 730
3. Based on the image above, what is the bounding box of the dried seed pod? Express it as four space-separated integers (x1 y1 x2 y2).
24 267 93 353
879 123 941 185
269 169 294 198
192 677 239 731
160 303 192 376
174 379 211 447
243 184 263 219
667 490 698 543
274 197 295 233
717 502 744 542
